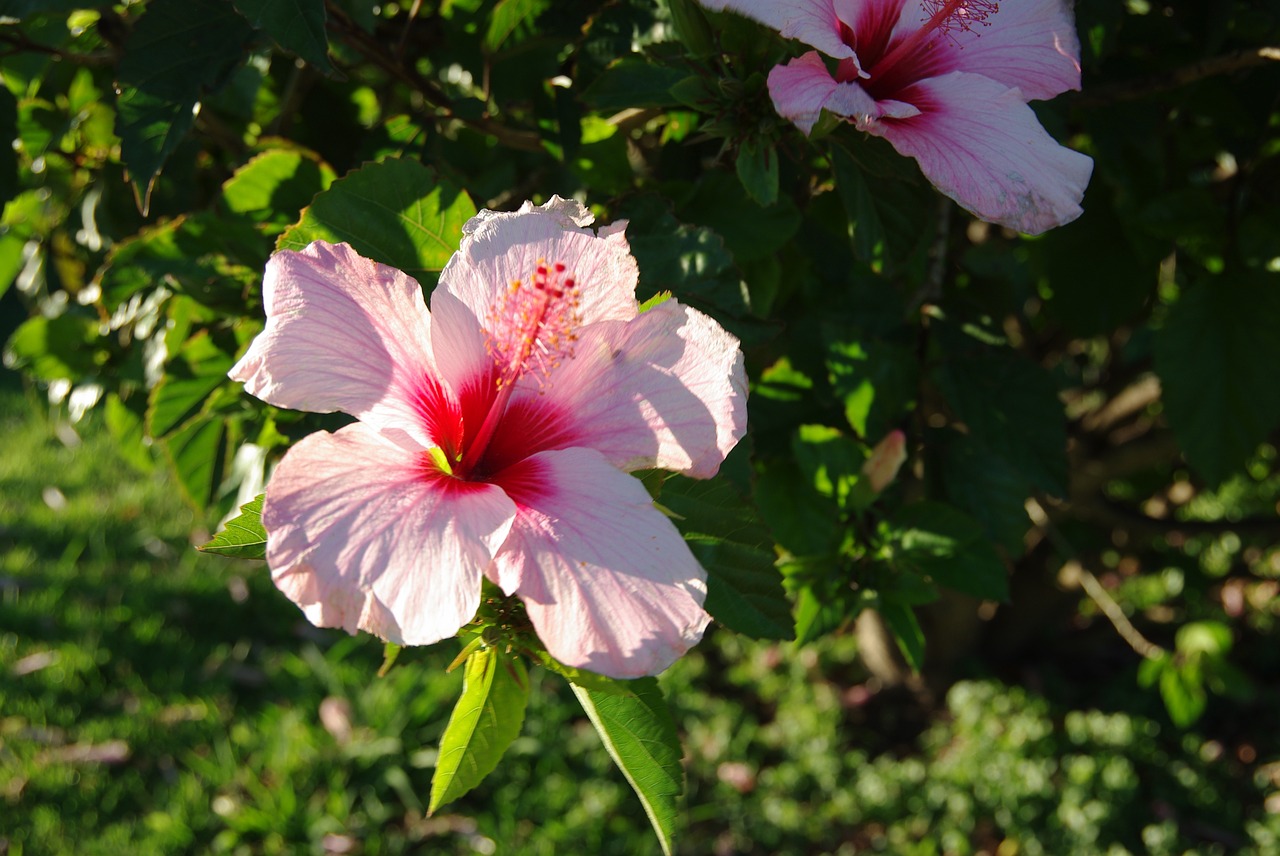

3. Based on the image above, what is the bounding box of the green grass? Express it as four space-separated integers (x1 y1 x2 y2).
2 387 1277 855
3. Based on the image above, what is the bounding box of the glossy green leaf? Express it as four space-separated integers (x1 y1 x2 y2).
429 647 529 814
278 159 476 286
659 475 793 640
115 0 256 210
581 58 688 111
571 677 682 856
0 85 16 211
1153 272 1280 485
199 494 267 559
233 0 334 72
735 138 778 208
933 350 1067 496
887 502 1010 603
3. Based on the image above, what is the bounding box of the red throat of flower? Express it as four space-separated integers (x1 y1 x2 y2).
456 260 581 475
875 0 998 75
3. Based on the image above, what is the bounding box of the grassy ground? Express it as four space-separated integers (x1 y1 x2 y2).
2 382 1277 855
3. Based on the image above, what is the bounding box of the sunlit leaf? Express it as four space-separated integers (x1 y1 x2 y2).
429 646 529 814
199 494 267 559
571 677 683 856
233 0 334 72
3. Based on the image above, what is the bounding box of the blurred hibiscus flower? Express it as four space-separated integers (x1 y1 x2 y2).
700 0 1094 233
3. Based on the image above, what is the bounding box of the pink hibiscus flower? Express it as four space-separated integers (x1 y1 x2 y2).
699 0 1094 233
229 197 748 678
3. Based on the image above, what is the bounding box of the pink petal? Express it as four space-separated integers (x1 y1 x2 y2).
864 71 1092 234
230 242 437 446
834 0 908 61
767 52 881 135
699 0 856 63
264 422 517 645
491 448 711 678
438 196 639 332
909 0 1083 101
531 298 747 478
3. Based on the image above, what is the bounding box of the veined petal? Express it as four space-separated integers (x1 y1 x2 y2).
864 71 1092 234
230 242 437 446
491 448 711 678
906 0 1082 100
699 0 855 62
531 299 747 478
439 197 639 330
833 0 908 63
264 422 517 646
767 52 880 135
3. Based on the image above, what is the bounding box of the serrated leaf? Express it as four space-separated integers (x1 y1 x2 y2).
233 0 334 72
933 350 1067 496
658 476 793 640
221 147 337 231
1153 272 1280 486
824 334 917 440
935 429 1030 556
887 502 1010 602
115 0 256 210
581 58 688 112
571 677 682 856
831 144 887 265
735 138 778 208
278 159 476 286
429 647 529 814
199 494 267 559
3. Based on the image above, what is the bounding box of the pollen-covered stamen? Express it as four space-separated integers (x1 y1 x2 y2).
874 0 998 76
460 260 581 476
485 260 582 389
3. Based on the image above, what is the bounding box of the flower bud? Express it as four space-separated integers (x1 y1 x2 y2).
862 430 907 493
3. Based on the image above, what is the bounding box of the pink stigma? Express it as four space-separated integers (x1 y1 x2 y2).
874 0 998 75
921 0 998 37
485 259 582 389
459 261 581 477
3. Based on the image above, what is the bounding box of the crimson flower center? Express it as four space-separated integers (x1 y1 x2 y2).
454 260 581 476
839 1 999 95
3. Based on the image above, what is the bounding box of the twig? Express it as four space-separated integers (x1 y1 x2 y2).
1076 47 1280 108
908 197 952 312
0 31 114 66
394 0 424 63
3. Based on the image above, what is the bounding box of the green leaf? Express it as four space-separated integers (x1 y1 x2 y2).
162 413 235 511
734 138 778 208
115 0 256 210
887 502 1010 602
232 0 334 72
0 0 85 17
199 494 267 559
581 58 689 112
659 476 793 640
484 0 551 52
933 350 1067 496
147 331 237 438
824 335 917 440
278 159 476 286
934 430 1031 556
1175 621 1232 658
1159 658 1207 728
429 647 529 814
4 314 102 382
571 677 683 856
104 393 154 473
831 144 887 265
680 171 801 264
1153 272 1280 485
221 147 337 231
879 601 925 674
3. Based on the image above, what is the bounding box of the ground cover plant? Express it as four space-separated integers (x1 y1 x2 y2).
2 0 1280 852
